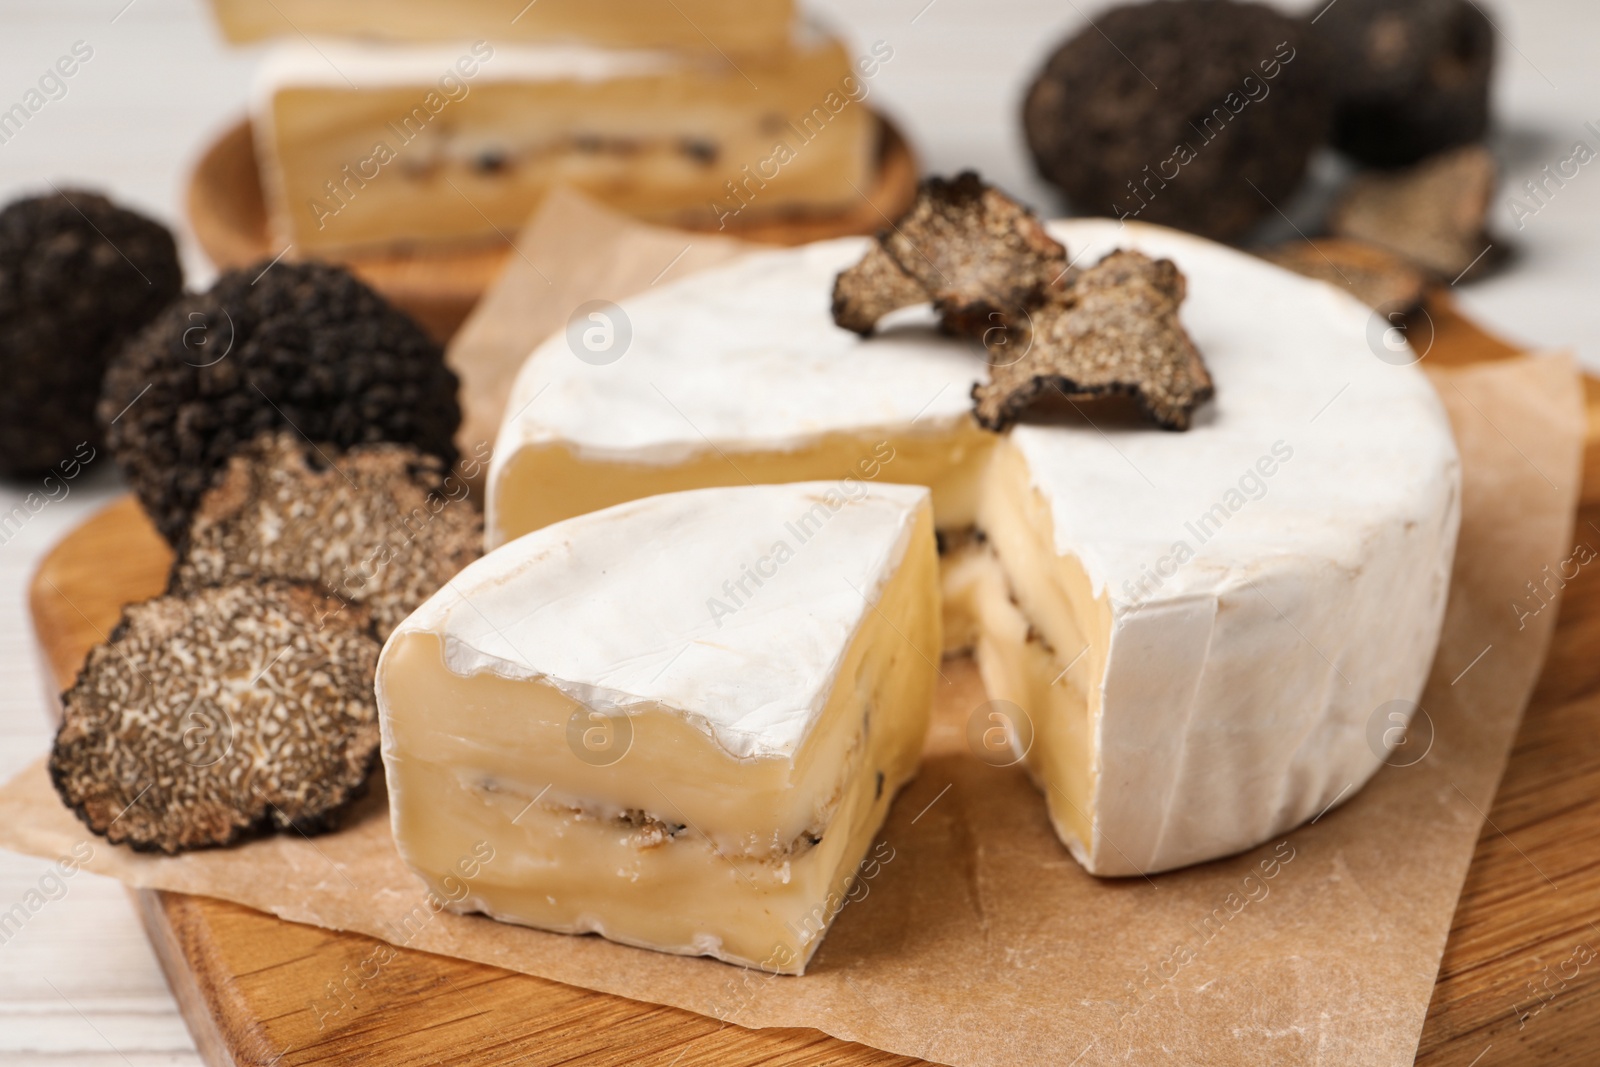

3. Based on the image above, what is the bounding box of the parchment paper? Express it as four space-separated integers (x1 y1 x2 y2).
0 193 1586 1066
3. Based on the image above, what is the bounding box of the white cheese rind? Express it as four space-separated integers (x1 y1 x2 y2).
982 221 1460 875
491 237 984 466
388 481 929 759
486 237 991 542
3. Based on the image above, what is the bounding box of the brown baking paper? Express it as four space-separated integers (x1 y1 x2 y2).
0 192 1587 1066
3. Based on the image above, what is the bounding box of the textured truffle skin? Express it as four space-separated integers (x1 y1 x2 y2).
171 431 483 639
50 581 382 854
1318 0 1494 168
973 250 1214 431
100 260 460 545
0 190 181 477
833 172 1070 337
1023 0 1327 241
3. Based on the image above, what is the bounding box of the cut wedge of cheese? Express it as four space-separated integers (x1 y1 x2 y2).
253 33 877 253
209 0 796 55
376 482 939 972
489 219 1462 876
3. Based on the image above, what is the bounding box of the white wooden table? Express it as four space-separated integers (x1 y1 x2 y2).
1 0 1595 1061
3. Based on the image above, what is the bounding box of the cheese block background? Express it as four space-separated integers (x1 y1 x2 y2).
252 33 875 252
207 0 797 54
490 218 1462 874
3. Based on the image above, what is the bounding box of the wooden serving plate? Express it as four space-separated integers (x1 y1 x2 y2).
187 116 919 340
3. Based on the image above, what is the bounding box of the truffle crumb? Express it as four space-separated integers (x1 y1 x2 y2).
973 250 1214 432
171 431 482 639
0 190 181 477
50 581 382 854
1328 144 1502 280
99 259 461 546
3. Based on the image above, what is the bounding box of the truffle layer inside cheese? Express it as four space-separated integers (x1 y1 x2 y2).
378 483 939 972
253 35 874 253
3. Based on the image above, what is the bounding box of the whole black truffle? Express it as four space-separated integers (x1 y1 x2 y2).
100 260 461 545
1023 0 1328 241
1318 0 1495 168
0 190 181 477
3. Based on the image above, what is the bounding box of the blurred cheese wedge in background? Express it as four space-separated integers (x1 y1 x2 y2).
251 32 880 253
208 0 797 55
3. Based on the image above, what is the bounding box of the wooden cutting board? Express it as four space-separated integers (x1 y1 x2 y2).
26 295 1600 1066
186 116 919 341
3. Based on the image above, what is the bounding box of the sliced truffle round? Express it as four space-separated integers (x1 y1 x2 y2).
0 190 181 477
1318 0 1495 168
99 259 461 545
170 430 483 639
49 581 381 854
1023 0 1328 241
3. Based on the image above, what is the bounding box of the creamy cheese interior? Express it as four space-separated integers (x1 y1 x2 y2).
492 424 994 545
379 484 939 972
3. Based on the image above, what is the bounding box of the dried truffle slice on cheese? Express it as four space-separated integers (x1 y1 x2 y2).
972 249 1214 431
377 483 940 973
830 241 930 337
171 431 482 640
882 172 1068 330
50 582 381 854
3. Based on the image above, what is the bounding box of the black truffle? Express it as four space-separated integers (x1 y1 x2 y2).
1317 0 1495 168
833 172 1069 337
1023 0 1328 241
0 190 181 477
171 430 483 639
50 581 381 854
100 260 460 546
